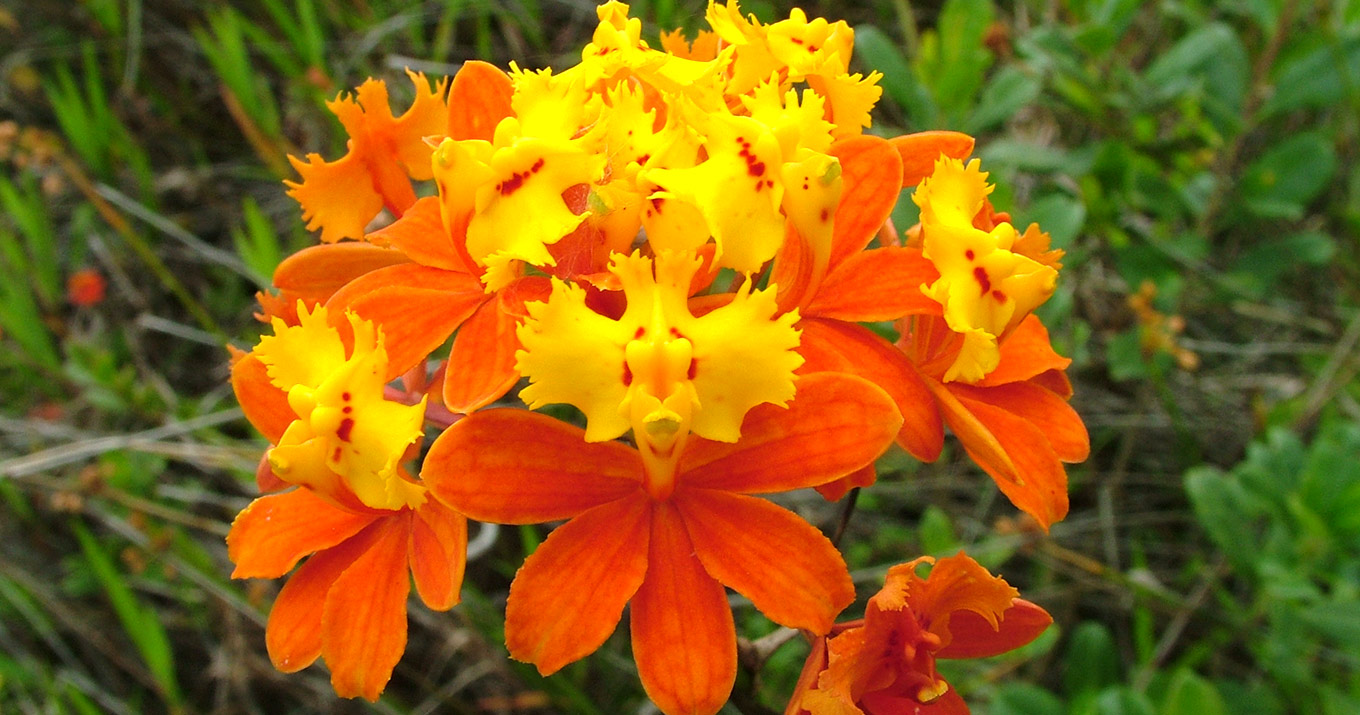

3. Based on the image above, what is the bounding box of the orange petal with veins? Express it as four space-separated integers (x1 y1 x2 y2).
678 489 853 634
272 242 411 302
952 382 1089 463
506 493 651 674
946 388 1069 529
408 498 468 611
368 196 465 271
922 376 1014 480
322 513 412 701
228 488 379 579
829 136 903 268
936 598 1052 660
422 409 642 524
448 61 514 142
325 263 488 379
976 315 1071 387
679 372 901 494
890 131 975 188
265 519 387 674
796 319 944 463
806 246 941 322
443 297 521 413
631 501 736 715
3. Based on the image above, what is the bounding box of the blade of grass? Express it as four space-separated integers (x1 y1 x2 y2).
71 521 184 710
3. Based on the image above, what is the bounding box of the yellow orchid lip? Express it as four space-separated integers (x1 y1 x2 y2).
254 303 428 511
915 157 1058 382
515 250 802 491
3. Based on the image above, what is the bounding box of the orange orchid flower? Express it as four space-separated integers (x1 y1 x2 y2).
790 552 1052 715
897 312 1087 529
780 139 1087 527
227 488 466 701
268 62 553 414
286 70 449 243
422 372 903 715
228 304 468 700
770 130 972 499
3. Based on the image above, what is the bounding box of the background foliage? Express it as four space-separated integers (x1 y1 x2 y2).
1 0 1357 712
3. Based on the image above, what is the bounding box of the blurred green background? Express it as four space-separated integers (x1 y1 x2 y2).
1 0 1358 712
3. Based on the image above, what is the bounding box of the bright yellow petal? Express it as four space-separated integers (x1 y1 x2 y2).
807 71 884 137
516 277 636 442
254 302 348 391
255 304 427 510
642 112 785 273
466 132 604 271
679 275 802 443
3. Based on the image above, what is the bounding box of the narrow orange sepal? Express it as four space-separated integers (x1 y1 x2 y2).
227 488 379 579
422 409 642 524
442 298 521 414
321 514 411 701
631 501 736 715
325 263 488 379
828 135 904 267
679 372 902 494
796 319 944 463
447 60 514 142
890 131 976 188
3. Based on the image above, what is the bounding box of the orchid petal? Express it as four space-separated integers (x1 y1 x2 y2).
322 513 411 701
678 489 853 634
422 409 642 524
228 488 379 579
505 493 651 674
631 501 736 715
679 373 900 493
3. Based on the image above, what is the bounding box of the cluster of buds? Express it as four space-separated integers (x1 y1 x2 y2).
227 2 1087 713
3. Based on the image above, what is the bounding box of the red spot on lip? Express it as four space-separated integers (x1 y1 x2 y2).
336 418 355 442
342 392 351 400
965 249 975 261
973 266 992 295
623 362 633 386
991 289 1007 302
687 359 697 380
820 208 830 222
634 326 646 339
496 159 545 196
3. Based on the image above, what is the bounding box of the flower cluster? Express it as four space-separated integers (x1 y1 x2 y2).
227 2 1087 712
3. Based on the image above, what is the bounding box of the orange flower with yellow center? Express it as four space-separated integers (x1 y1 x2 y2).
228 305 466 701
422 372 902 715
251 303 427 511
